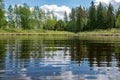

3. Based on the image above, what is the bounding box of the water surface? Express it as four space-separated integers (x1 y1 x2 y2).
0 36 120 80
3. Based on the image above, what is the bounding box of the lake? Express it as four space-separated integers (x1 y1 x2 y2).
0 36 120 80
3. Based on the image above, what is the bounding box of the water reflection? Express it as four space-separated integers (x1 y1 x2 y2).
0 36 120 80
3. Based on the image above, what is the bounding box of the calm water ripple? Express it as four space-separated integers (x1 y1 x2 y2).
0 36 120 80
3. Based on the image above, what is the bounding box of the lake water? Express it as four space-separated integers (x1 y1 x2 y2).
0 36 120 80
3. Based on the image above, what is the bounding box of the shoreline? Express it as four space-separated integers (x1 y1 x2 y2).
1 28 120 37
0 33 76 36
1 32 120 42
79 33 120 37
0 32 120 37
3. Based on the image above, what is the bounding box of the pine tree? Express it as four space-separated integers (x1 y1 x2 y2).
116 6 120 28
116 14 120 28
70 8 76 21
106 3 115 29
68 8 76 32
96 2 105 29
76 6 84 32
88 1 97 30
116 6 120 18
64 11 68 22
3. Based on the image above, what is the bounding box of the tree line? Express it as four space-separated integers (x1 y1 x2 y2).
0 0 120 32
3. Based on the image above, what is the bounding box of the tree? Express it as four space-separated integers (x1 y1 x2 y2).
8 5 15 28
67 8 76 32
88 1 97 30
116 14 120 28
54 20 66 31
33 6 44 29
44 18 57 30
106 3 115 29
69 8 76 21
67 6 86 32
76 6 85 32
19 3 31 29
64 11 68 22
63 11 68 31
96 2 105 29
14 5 21 28
0 0 5 28
43 11 57 30
116 6 120 18
66 21 76 32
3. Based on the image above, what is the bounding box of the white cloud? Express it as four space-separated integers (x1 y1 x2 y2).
40 5 71 20
95 0 110 4
95 0 120 4
95 0 120 9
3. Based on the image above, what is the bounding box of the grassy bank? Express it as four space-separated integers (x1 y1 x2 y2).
0 28 75 36
1 28 120 37
79 28 120 37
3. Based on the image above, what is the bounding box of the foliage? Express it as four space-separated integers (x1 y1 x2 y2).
87 1 97 30
0 0 5 28
106 3 115 29
96 2 105 29
0 1 120 33
44 18 57 30
116 14 120 28
54 20 66 31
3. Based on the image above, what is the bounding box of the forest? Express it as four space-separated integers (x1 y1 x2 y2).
0 0 120 33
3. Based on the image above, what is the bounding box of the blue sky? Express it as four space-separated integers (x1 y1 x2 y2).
4 0 120 20
4 0 94 20
5 0 93 9
4 0 120 10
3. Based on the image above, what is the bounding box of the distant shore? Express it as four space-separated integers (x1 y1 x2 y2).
1 28 120 37
0 32 120 37
79 33 120 37
0 33 75 36
79 28 120 37
0 29 75 36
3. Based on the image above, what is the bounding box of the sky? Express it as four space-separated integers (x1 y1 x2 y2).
5 0 93 9
4 0 120 19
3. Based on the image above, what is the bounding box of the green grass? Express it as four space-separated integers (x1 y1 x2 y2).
0 29 76 40
79 28 120 36
0 28 74 35
0 28 46 33
1 28 120 37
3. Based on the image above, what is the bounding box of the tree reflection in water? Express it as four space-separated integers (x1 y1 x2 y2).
0 36 120 80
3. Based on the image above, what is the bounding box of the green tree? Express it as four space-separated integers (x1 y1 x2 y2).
33 6 44 29
116 6 120 18
64 11 68 22
68 8 76 32
8 5 15 28
69 8 76 21
0 0 5 28
88 1 97 30
106 3 115 29
66 21 76 32
19 3 31 29
96 2 105 29
116 14 120 28
44 18 57 30
76 6 85 32
43 11 57 30
54 20 66 31
14 5 21 28
63 11 68 30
